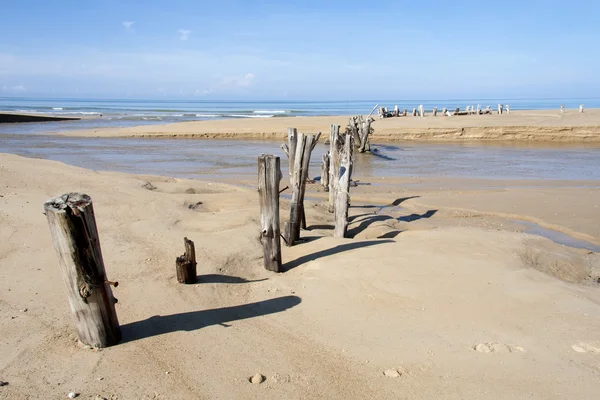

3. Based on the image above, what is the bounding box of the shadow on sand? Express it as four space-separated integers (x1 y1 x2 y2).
283 240 394 272
121 296 301 343
197 274 268 284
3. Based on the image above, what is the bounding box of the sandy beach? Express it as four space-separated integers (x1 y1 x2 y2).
1 152 599 399
53 109 600 142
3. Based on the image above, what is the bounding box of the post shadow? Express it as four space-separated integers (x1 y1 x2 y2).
283 240 394 271
120 296 301 343
347 209 438 238
398 209 437 222
197 274 268 284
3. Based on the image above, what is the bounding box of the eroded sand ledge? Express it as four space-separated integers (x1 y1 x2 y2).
56 109 600 142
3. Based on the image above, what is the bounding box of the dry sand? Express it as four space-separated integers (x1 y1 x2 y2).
1 153 599 399
57 109 600 142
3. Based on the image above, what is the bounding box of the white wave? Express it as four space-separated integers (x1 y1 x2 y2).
53 107 64 110
228 114 274 118
195 114 220 118
253 110 287 114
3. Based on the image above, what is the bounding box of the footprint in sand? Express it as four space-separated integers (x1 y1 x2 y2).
571 342 600 353
473 343 525 353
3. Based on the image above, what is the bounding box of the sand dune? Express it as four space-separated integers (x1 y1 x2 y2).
1 153 599 399
57 109 600 142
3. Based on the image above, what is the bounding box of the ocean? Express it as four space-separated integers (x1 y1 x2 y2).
1 97 600 133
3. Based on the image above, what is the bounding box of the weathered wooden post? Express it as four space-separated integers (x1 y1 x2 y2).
352 115 372 153
580 104 584 113
477 104 482 114
285 132 319 246
412 108 417 116
442 107 447 116
258 155 282 271
403 108 407 116
176 237 197 283
433 107 438 116
281 128 298 186
394 105 399 117
44 193 121 348
498 104 503 114
506 104 510 114
561 105 566 113
321 152 330 192
466 106 470 113
328 124 341 213
419 105 424 117
455 107 460 114
334 134 354 238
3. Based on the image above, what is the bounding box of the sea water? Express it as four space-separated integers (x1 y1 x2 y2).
2 97 600 133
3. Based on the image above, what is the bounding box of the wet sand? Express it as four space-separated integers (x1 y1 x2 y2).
56 109 600 142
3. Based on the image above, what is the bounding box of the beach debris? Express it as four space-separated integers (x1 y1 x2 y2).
44 193 121 348
0 381 8 386
20 308 28 312
142 182 157 191
188 201 203 210
383 368 402 378
176 237 197 284
185 188 196 194
250 373 265 384
67 392 79 399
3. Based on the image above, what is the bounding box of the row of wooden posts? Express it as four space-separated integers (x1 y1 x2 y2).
43 117 373 348
258 118 371 272
379 104 509 118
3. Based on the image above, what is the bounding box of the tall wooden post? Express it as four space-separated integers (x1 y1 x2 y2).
433 107 438 116
403 108 407 117
442 107 447 116
394 105 399 117
334 134 354 238
506 104 510 114
580 104 584 113
44 193 121 348
285 133 318 246
561 105 565 113
258 155 282 271
412 108 417 116
321 152 330 192
328 124 341 213
176 237 197 283
419 105 424 117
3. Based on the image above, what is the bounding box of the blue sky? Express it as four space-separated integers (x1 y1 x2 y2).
0 0 598 99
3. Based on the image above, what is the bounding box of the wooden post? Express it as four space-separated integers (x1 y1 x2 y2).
285 133 318 246
466 106 470 113
44 193 121 348
433 107 438 116
283 128 298 186
455 107 460 114
442 107 447 116
506 104 510 114
412 108 417 116
328 124 341 213
561 105 565 113
580 104 584 113
498 104 502 114
334 134 354 238
419 105 424 117
394 105 399 117
477 104 481 114
176 237 197 283
258 155 282 271
403 108 407 116
321 152 330 192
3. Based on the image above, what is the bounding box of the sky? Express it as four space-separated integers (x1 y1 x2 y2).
0 0 599 100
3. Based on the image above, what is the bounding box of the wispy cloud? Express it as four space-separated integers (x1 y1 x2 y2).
220 73 254 87
1 84 27 93
178 29 191 41
122 21 135 31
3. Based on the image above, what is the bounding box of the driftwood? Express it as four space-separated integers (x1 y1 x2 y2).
258 155 282 271
285 132 318 246
44 193 121 348
328 124 341 213
176 237 197 283
334 134 354 238
321 152 330 192
345 115 372 154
